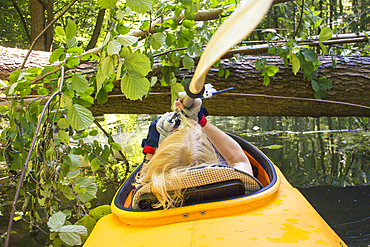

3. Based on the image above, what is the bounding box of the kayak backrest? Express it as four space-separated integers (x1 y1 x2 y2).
131 164 263 210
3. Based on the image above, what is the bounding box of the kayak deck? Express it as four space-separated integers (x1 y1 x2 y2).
84 135 347 246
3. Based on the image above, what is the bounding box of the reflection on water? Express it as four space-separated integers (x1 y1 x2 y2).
1 115 369 246
107 114 370 247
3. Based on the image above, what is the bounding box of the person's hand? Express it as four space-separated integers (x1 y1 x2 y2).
175 92 208 127
141 112 180 154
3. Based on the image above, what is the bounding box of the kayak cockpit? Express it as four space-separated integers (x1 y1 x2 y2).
111 134 280 225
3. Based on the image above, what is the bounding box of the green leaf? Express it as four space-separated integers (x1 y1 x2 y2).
49 48 65 63
140 21 150 31
90 157 100 172
65 56 80 68
318 77 333 91
255 59 262 70
61 94 73 108
65 20 77 40
67 47 83 55
55 26 65 38
225 70 230 79
311 80 319 92
76 216 96 235
171 83 184 110
71 74 89 93
58 118 70 129
166 33 177 46
150 33 166 50
291 54 300 75
67 104 94 131
89 205 111 220
48 212 66 232
58 130 70 145
150 76 157 87
124 53 151 76
111 142 121 151
263 75 270 86
117 35 139 47
182 19 195 28
302 50 318 62
58 225 87 246
101 56 115 76
182 55 194 70
319 27 332 42
68 154 81 170
260 144 283 149
74 177 97 203
89 129 98 136
117 24 130 35
126 0 153 13
97 0 118 9
38 87 49 95
107 41 121 56
266 65 279 77
121 71 150 100
0 106 10 115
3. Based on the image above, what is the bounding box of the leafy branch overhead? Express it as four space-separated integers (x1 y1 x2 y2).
1 0 370 246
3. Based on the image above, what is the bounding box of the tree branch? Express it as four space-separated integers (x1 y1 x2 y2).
11 0 31 44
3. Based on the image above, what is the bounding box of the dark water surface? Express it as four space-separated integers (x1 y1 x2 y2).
1 115 369 246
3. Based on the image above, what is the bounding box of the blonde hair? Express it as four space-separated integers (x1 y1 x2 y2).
138 120 219 209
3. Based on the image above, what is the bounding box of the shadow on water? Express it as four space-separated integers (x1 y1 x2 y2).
1 115 369 246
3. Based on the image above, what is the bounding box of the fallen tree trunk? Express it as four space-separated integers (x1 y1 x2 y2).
90 55 370 117
1 45 370 117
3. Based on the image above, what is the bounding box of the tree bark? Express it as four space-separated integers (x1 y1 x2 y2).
86 8 106 51
88 55 370 117
30 0 46 51
45 0 54 51
1 46 369 117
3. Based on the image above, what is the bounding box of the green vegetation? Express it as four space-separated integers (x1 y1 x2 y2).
0 0 369 246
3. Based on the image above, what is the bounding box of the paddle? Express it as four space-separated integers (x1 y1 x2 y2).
182 0 274 107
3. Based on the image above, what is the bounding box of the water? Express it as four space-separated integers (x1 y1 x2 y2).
1 115 369 246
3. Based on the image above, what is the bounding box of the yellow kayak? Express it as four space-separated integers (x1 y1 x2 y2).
84 134 347 246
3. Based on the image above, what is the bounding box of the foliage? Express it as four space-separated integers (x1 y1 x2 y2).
1 0 370 246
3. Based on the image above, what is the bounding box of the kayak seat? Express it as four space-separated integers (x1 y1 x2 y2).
132 164 263 210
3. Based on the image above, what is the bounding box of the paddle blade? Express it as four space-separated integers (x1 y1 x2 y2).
190 0 274 94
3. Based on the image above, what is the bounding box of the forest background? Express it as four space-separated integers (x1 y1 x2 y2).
0 0 369 246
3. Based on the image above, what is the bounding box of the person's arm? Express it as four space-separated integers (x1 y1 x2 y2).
202 122 253 176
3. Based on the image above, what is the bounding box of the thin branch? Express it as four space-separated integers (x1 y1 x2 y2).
11 0 31 44
293 0 304 38
338 9 370 34
21 0 78 69
93 120 131 181
5 66 66 247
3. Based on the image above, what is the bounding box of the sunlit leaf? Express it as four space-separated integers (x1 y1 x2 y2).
68 154 81 170
121 71 150 100
126 0 153 13
55 26 65 38
68 104 94 131
90 157 100 172
124 53 151 76
291 54 300 75
97 0 118 9
65 20 77 40
150 33 166 50
171 83 184 110
266 65 279 77
59 225 87 246
319 27 332 42
117 35 139 47
107 40 121 56
74 177 97 203
48 212 66 232
58 130 70 145
260 144 284 149
183 55 194 70
49 48 65 63
71 74 89 93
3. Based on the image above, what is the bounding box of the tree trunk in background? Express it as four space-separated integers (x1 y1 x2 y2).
30 0 45 50
45 0 54 51
86 8 106 51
